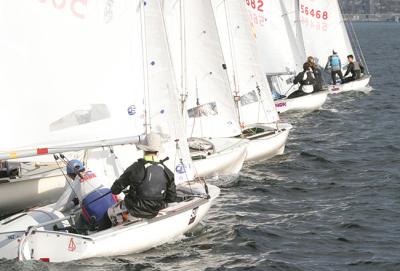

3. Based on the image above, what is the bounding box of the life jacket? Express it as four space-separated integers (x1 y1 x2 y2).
135 161 169 201
301 70 315 93
81 188 118 224
330 55 341 71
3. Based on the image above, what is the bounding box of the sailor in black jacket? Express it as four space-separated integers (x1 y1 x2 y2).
288 63 316 99
108 133 176 223
344 54 364 82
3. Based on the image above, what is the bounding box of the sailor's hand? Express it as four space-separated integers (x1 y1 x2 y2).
122 189 129 195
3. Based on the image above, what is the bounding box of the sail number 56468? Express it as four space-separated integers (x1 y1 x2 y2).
300 5 328 20
245 0 264 12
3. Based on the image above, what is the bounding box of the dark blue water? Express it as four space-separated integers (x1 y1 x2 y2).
1 22 399 271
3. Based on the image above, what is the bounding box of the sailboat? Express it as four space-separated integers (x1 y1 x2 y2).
0 155 82 218
162 0 249 178
245 0 329 114
0 0 219 262
212 0 291 161
296 0 371 93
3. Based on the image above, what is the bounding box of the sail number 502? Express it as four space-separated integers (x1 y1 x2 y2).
38 0 87 19
301 5 328 20
245 0 264 12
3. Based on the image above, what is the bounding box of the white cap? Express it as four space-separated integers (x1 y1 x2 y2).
137 133 164 152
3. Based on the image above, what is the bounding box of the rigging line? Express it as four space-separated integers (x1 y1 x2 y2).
110 146 126 173
257 83 277 125
348 18 369 74
180 0 188 103
222 0 243 128
80 147 121 199
60 151 109 200
189 101 199 138
223 0 239 97
338 0 369 74
58 153 106 201
174 139 194 196
53 154 78 200
140 0 151 134
195 78 204 138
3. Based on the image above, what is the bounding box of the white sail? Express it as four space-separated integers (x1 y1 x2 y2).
282 0 307 64
0 0 195 183
162 0 242 138
245 0 303 74
298 0 354 68
142 0 195 183
212 0 279 125
0 0 146 158
244 0 306 96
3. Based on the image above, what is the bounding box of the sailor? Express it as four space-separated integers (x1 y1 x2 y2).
325 50 344 84
108 133 177 225
306 56 324 92
288 62 316 99
344 54 364 82
60 159 117 229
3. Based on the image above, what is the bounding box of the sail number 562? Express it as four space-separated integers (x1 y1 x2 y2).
301 5 328 20
245 0 264 12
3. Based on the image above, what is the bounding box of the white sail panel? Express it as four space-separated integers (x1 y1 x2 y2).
0 0 145 153
143 0 195 183
282 0 307 63
163 0 242 138
299 0 354 68
212 0 279 125
245 0 301 74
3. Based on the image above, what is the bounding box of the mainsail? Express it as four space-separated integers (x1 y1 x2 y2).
298 0 354 68
162 0 242 138
0 1 146 159
212 0 279 126
0 0 195 183
246 0 304 75
143 0 195 183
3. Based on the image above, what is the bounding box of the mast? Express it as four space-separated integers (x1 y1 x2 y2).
280 0 305 72
294 0 306 62
140 0 151 134
179 0 188 114
162 0 242 138
222 0 243 128
214 0 279 126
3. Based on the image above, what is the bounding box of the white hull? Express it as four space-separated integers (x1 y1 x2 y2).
192 138 248 177
275 90 329 114
0 183 220 262
328 76 371 94
244 123 291 162
0 166 66 217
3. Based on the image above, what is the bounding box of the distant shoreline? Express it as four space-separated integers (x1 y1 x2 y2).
343 14 400 22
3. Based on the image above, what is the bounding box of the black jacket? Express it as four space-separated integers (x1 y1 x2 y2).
293 70 316 88
344 61 364 79
111 159 177 218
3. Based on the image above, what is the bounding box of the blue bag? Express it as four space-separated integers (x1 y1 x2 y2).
81 188 118 223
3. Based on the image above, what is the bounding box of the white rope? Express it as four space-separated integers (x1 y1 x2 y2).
339 0 370 75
